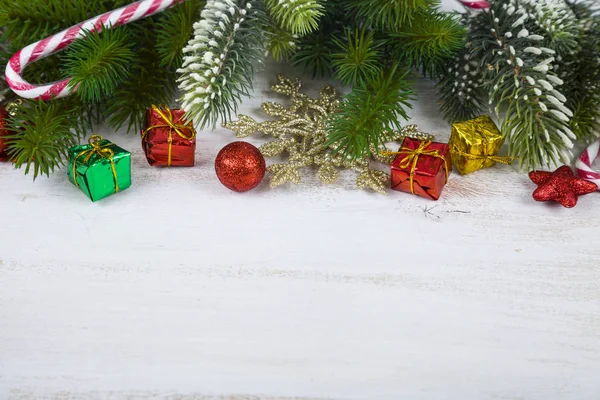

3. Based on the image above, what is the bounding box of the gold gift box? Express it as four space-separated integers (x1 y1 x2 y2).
450 115 513 175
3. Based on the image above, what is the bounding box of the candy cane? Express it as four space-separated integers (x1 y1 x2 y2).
5 0 186 100
576 139 600 189
458 0 490 9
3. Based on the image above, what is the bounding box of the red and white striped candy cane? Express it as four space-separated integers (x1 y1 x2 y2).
576 139 600 189
5 0 186 101
458 0 490 9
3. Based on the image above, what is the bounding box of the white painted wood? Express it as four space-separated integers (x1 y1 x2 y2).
1 1 600 399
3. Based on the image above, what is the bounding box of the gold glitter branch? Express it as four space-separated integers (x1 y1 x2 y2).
224 75 433 194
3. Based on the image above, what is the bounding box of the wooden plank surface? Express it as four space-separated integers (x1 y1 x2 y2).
1 2 600 398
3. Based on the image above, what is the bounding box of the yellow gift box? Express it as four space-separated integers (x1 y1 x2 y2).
450 115 514 175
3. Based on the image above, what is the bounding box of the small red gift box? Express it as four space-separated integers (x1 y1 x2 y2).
390 137 451 200
142 105 196 167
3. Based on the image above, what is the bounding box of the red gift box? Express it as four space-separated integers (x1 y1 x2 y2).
142 105 196 167
390 137 451 200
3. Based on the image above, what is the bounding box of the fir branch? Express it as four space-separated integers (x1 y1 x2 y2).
265 0 325 36
105 42 177 133
155 0 206 69
516 0 578 56
482 0 577 169
5 98 88 179
561 10 600 141
64 26 134 103
0 0 95 52
178 0 268 129
327 65 414 160
346 0 437 30
332 27 383 87
267 22 298 62
292 29 336 77
291 0 346 77
390 10 466 78
437 43 487 122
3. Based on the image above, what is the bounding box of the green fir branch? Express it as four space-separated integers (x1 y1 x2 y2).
64 26 134 103
155 0 206 69
327 65 414 160
267 22 298 62
346 0 437 30
292 30 336 77
265 0 324 36
332 27 383 87
291 0 346 77
390 10 466 78
0 0 94 51
106 41 177 132
5 98 89 179
560 3 600 141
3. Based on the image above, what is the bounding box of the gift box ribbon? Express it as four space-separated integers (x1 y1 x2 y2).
384 141 449 194
142 105 195 166
74 134 119 193
450 143 516 165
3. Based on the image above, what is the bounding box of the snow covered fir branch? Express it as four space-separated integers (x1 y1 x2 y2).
177 0 267 128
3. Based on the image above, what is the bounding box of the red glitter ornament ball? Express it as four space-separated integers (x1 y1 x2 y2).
215 141 266 192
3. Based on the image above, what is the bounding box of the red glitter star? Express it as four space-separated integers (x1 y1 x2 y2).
529 166 597 208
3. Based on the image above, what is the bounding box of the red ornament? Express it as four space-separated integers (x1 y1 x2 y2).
215 141 266 192
529 166 597 208
458 0 490 9
0 105 11 162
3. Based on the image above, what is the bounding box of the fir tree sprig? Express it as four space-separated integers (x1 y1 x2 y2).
292 0 346 77
483 0 577 168
64 26 134 103
265 0 324 35
516 0 578 56
266 21 298 62
106 26 177 132
437 43 487 122
561 1 600 141
331 27 382 86
326 65 414 160
6 98 88 179
155 0 207 69
178 0 268 128
292 29 337 77
0 0 95 52
346 0 437 30
390 10 467 78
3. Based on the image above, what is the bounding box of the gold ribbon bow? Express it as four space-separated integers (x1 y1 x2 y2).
142 104 195 166
383 141 449 194
450 143 516 165
73 134 119 192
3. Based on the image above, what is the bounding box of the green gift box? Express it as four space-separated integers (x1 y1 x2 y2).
67 135 131 202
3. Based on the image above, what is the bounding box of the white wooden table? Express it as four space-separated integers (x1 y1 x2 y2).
1 3 600 399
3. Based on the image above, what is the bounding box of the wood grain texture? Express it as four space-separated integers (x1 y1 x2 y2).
1 2 600 397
